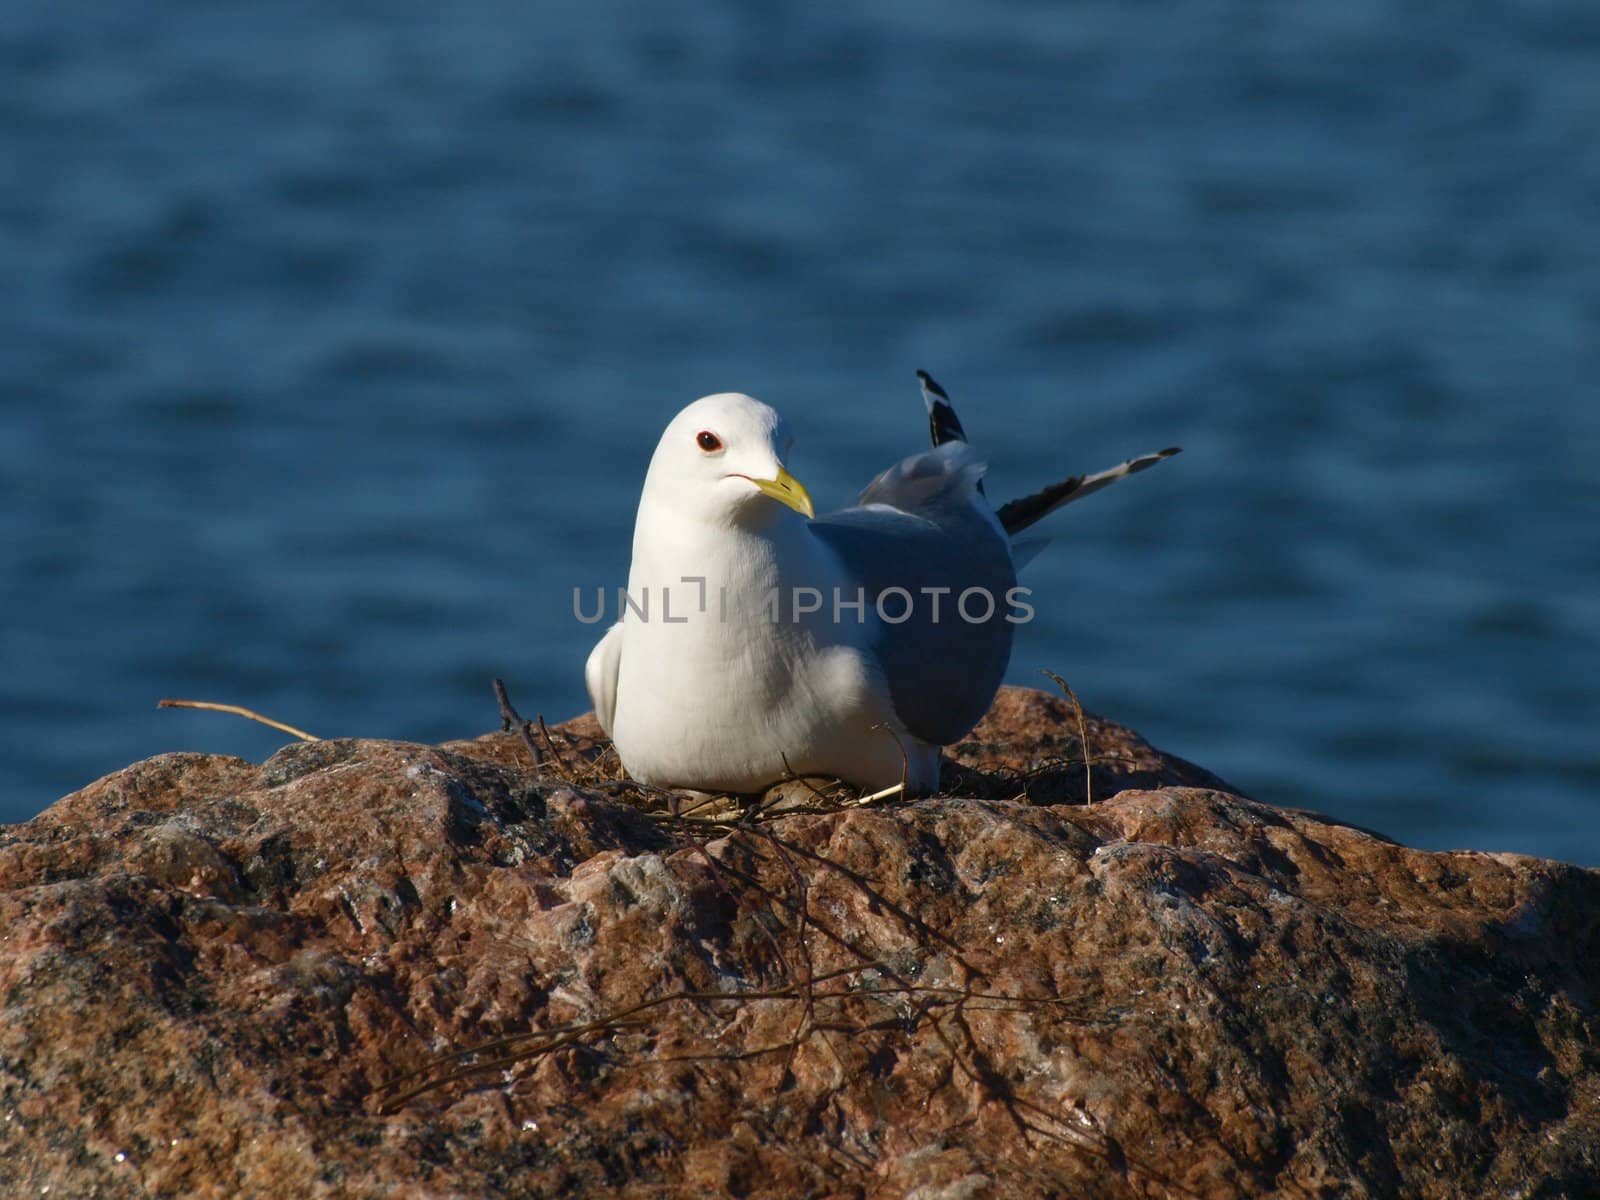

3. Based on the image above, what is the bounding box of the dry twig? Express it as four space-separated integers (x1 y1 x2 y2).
493 677 544 768
156 698 320 742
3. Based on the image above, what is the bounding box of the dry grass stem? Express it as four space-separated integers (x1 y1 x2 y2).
850 781 905 807
156 698 320 742
1041 670 1094 806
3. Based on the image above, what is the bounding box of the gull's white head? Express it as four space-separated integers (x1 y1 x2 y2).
641 393 814 526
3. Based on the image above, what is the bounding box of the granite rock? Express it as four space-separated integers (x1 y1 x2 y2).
1 687 1596 1198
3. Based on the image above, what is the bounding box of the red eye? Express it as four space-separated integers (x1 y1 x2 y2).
696 430 723 452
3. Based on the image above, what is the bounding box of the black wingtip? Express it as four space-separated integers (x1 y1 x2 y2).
915 368 949 401
918 369 968 449
1124 446 1181 475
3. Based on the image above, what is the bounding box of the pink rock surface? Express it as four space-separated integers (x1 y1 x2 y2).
1 687 1595 1198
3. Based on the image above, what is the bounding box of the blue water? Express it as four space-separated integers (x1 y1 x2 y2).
3 3 1597 863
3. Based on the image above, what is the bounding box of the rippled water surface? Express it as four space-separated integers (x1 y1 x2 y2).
3 3 1597 862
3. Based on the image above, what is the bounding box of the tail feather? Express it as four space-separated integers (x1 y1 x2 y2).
914 369 1179 535
917 369 968 447
996 447 1181 535
916 369 985 497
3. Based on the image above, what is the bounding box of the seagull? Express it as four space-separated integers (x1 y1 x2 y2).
585 372 1178 795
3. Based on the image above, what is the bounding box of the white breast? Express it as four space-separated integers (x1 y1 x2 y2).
607 511 920 792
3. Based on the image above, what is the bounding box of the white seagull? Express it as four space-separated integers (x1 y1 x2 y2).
585 371 1177 795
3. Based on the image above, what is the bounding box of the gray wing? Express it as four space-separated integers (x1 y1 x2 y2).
810 443 1017 747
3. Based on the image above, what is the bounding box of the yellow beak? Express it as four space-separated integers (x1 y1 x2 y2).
747 466 815 519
